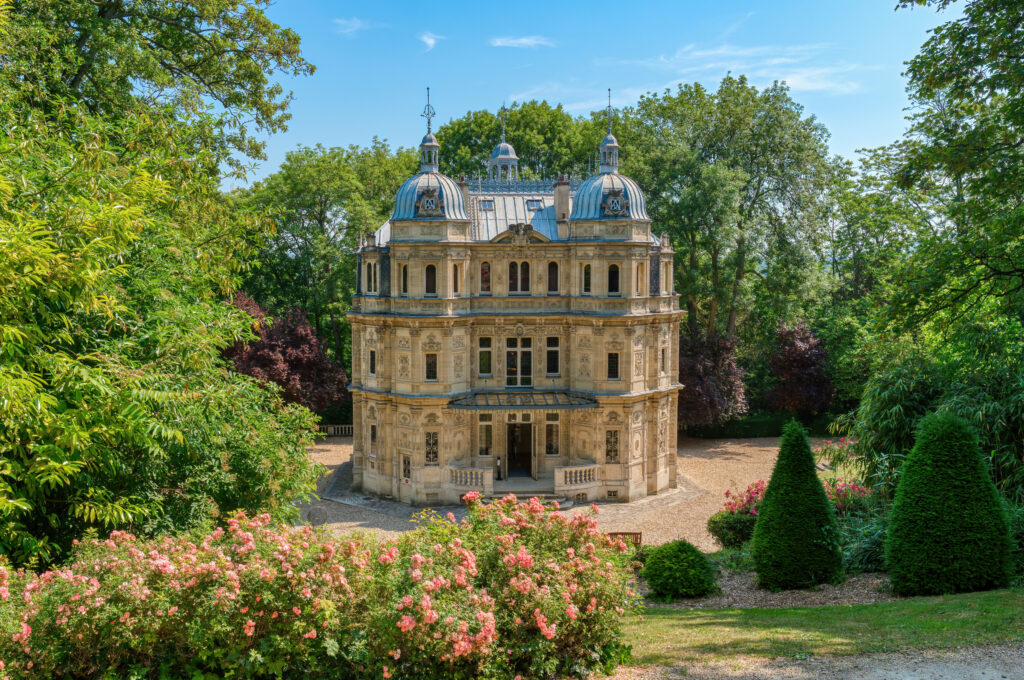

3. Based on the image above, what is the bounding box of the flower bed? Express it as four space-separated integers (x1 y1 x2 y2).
0 495 635 679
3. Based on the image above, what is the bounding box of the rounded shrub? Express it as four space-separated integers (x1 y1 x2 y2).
886 412 1012 595
752 420 843 590
707 511 758 549
641 540 719 601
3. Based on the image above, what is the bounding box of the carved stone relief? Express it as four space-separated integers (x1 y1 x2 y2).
579 353 590 377
398 355 410 379
454 355 465 378
423 334 441 352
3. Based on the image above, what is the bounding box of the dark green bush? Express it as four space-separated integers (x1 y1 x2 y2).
641 540 720 601
707 511 758 549
1006 501 1024 585
886 412 1012 596
752 420 843 590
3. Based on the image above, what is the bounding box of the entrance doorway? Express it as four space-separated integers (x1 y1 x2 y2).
506 423 533 477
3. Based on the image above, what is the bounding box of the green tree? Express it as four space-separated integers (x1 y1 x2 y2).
437 100 598 179
751 420 843 590
889 0 1024 326
886 411 1012 595
3 0 314 168
0 1 319 568
239 141 415 367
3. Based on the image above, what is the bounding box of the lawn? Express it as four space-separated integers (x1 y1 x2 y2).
623 588 1024 664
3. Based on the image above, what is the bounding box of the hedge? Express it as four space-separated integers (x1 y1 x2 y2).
751 420 843 590
886 412 1012 595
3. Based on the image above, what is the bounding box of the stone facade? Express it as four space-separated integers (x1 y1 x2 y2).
348 118 682 505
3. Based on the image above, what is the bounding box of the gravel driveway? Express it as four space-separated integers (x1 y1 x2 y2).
299 435 801 549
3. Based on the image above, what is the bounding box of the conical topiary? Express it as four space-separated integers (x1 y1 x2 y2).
752 419 843 590
886 411 1012 595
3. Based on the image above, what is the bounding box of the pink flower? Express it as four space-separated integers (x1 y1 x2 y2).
462 491 481 504
243 619 255 636
303 629 317 639
398 615 416 632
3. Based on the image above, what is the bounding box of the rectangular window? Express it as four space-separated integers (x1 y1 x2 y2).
479 199 495 211
526 199 543 211
582 264 592 295
478 337 492 376
505 337 532 387
425 432 439 466
660 348 666 374
479 414 493 456
402 455 411 479
545 413 559 456
453 264 460 295
546 337 559 376
425 353 438 381
607 352 620 380
606 430 620 463
368 350 376 376
370 424 377 458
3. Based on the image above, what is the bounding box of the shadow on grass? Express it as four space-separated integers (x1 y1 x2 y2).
624 588 1024 665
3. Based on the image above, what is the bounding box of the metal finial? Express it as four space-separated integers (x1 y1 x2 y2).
499 103 508 143
607 88 612 135
421 87 436 133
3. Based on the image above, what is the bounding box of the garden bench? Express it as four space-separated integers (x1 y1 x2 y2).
607 531 642 548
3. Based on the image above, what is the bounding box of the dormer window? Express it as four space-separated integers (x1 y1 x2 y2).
526 199 543 211
479 199 495 211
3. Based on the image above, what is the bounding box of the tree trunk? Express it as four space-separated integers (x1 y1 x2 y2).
726 236 746 337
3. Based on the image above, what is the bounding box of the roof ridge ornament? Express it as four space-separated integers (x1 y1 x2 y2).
499 103 508 143
607 88 612 135
421 86 436 134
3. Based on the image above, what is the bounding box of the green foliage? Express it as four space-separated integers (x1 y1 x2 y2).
693 411 832 438
1006 501 1024 584
887 412 1012 596
707 511 758 550
0 6 319 568
238 142 416 368
641 540 720 601
3 0 313 167
752 421 843 590
839 504 890 574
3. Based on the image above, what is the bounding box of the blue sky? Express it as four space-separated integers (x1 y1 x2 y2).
238 1 952 185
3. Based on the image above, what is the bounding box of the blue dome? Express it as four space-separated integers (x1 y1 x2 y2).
490 141 518 160
569 172 649 221
392 172 468 221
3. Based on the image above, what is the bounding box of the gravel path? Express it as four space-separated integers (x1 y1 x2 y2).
299 435 802 550
607 644 1024 679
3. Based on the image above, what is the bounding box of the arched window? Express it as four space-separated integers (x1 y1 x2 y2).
608 264 620 296
480 262 491 294
453 264 460 295
582 264 592 294
372 264 378 293
508 262 519 293
365 262 373 293
519 261 530 293
425 264 437 296
547 261 559 294
401 264 408 295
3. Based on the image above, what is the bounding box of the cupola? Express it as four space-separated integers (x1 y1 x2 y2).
487 105 519 180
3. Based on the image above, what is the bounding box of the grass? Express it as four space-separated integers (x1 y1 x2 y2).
623 588 1024 664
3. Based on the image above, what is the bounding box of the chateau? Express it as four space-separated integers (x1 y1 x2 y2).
349 97 682 505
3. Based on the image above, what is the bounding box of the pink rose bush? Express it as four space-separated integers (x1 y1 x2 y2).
822 477 872 516
722 480 766 516
0 498 636 679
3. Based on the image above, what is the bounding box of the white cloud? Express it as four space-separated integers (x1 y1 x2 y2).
610 42 870 95
490 36 555 48
333 17 369 36
419 32 444 51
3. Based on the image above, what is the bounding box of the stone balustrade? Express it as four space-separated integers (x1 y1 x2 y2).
445 463 494 497
554 460 600 503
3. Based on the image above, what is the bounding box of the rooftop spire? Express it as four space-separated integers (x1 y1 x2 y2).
607 88 612 135
421 86 436 134
499 103 508 143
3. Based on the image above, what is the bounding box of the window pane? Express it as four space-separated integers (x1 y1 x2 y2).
481 262 491 292
583 264 591 293
479 424 492 456
506 350 518 385
521 338 532 348
402 265 408 294
479 347 492 374
545 424 559 456
425 265 436 295
608 352 619 380
520 262 530 292
426 353 438 380
546 349 559 375
425 432 438 466
453 264 459 294
606 430 619 463
548 261 558 293
369 350 376 375
520 349 532 386
608 264 620 294
508 262 518 292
